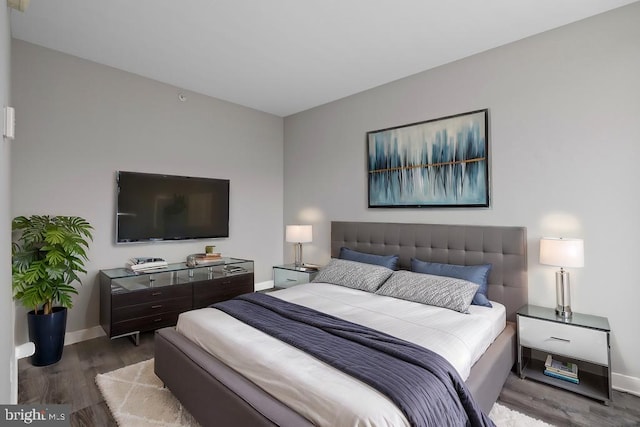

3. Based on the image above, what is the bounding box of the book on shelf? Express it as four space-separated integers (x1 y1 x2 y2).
545 355 578 378
126 257 168 271
194 253 222 259
194 254 224 265
543 369 580 384
129 257 166 265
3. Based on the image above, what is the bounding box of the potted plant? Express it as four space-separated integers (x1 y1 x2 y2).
11 215 93 366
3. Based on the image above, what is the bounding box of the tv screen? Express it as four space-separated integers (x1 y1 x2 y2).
116 171 230 243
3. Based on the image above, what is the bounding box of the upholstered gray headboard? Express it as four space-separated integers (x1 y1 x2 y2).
331 222 527 322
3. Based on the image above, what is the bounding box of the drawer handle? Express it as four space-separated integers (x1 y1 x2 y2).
153 318 163 322
549 336 571 343
151 304 163 309
286 279 297 282
151 292 162 296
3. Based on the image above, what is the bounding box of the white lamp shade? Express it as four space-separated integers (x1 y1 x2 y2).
540 237 584 268
286 225 312 243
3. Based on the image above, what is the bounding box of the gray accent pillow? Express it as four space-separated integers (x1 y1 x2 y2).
312 258 393 292
410 258 492 308
375 270 479 313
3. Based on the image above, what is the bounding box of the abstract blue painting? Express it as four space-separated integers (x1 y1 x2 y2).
367 109 489 208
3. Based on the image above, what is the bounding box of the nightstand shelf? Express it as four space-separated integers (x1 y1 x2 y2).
517 305 612 404
273 264 318 289
519 357 609 402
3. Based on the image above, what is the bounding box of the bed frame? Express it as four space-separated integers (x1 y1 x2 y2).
155 222 527 427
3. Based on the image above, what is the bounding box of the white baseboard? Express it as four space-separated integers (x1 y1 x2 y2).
64 326 105 346
612 372 640 397
255 280 274 291
15 342 35 359
16 326 106 360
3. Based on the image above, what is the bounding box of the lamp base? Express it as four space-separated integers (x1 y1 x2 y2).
556 305 572 319
555 269 572 319
293 242 303 268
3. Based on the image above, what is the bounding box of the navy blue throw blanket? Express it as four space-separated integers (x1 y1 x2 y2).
211 293 495 427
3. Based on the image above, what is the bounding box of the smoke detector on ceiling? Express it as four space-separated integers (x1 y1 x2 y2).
8 0 30 12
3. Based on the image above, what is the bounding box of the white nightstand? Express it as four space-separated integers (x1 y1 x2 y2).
517 304 611 404
272 264 318 289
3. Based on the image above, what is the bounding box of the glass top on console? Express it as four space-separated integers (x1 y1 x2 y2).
101 257 251 280
101 257 253 293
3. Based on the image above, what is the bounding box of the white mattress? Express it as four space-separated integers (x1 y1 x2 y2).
176 282 506 427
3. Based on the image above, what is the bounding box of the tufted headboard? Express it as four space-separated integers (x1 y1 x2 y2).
331 221 528 322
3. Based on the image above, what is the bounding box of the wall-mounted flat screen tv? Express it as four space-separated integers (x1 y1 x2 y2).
116 171 230 243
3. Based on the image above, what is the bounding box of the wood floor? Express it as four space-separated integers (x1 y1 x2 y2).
18 332 155 426
19 331 640 426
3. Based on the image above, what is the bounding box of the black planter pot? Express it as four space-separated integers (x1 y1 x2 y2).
27 307 68 366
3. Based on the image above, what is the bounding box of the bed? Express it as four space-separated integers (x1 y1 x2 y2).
155 222 528 426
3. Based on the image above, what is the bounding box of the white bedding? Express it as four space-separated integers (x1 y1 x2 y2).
176 282 506 427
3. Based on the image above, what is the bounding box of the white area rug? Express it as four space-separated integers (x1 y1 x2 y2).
97 359 554 427
96 358 200 426
489 403 554 427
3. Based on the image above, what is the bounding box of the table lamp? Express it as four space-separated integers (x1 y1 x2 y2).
286 225 312 267
539 237 584 319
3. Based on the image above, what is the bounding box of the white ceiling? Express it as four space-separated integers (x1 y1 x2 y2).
9 0 638 117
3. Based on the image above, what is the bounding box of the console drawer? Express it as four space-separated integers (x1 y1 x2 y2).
111 311 182 337
193 274 253 309
112 296 192 323
112 283 191 308
518 316 608 365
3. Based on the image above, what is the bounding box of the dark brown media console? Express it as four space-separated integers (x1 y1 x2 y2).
99 258 254 344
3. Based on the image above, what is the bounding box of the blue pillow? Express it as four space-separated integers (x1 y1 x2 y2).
339 247 399 270
410 258 493 307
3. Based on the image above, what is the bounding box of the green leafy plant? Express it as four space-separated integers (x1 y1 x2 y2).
11 215 93 315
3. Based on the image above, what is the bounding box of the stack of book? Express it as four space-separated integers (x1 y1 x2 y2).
126 257 168 272
544 355 579 384
194 253 224 265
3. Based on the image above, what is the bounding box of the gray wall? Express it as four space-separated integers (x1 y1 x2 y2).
11 40 284 344
1 3 16 403
283 3 640 386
